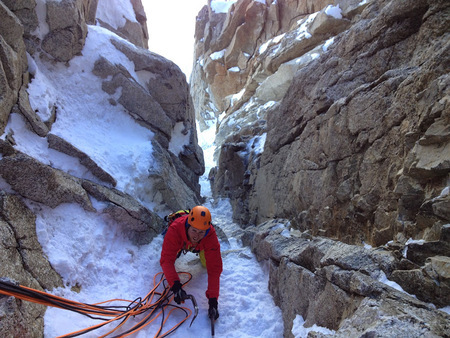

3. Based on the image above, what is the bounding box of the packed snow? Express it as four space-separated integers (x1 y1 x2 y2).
211 0 237 14
292 315 335 337
210 49 226 60
323 37 335 52
96 0 137 30
169 122 191 156
325 5 343 19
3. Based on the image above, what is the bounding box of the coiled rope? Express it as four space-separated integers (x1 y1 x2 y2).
0 272 198 337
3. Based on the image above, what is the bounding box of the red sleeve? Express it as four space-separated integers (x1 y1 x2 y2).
203 228 223 299
160 219 183 288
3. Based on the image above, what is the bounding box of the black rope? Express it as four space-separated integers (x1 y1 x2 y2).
0 273 196 338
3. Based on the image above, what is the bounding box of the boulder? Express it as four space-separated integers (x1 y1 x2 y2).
42 0 88 62
405 240 450 266
17 86 49 137
0 193 63 290
2 1 39 57
112 39 191 123
333 290 450 338
390 255 450 308
81 180 164 245
93 56 173 147
0 151 95 212
147 141 203 211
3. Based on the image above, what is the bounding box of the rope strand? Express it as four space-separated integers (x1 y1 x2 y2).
0 272 196 337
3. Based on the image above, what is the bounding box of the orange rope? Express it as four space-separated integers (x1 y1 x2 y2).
0 272 196 337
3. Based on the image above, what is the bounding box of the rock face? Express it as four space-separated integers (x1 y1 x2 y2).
191 0 449 335
0 0 203 336
0 2 28 133
194 0 449 245
0 193 63 338
249 220 450 337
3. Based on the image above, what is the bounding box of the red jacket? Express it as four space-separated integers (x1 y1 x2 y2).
160 215 223 299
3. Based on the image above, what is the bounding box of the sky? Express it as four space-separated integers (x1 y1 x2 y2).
143 0 241 79
143 0 208 80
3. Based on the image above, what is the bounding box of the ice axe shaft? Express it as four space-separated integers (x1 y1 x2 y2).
209 308 217 336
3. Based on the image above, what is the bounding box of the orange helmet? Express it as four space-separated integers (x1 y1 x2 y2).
188 206 212 231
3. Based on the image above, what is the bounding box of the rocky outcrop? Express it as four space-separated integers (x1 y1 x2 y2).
0 193 63 290
0 0 204 227
253 0 449 246
92 37 204 204
191 0 348 131
0 149 96 211
82 180 166 244
249 220 450 337
389 225 450 308
18 86 50 137
42 0 89 62
0 143 163 244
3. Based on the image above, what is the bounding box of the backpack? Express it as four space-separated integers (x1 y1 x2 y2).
162 209 190 235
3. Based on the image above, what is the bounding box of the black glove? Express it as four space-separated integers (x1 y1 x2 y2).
208 298 219 320
171 281 187 304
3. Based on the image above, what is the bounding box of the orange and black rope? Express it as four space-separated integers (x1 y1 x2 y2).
0 272 197 338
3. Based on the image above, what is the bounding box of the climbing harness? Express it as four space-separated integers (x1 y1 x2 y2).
0 272 198 337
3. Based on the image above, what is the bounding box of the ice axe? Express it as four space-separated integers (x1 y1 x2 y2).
209 307 217 336
185 294 198 327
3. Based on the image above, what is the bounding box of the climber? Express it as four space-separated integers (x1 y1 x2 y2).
160 205 223 322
